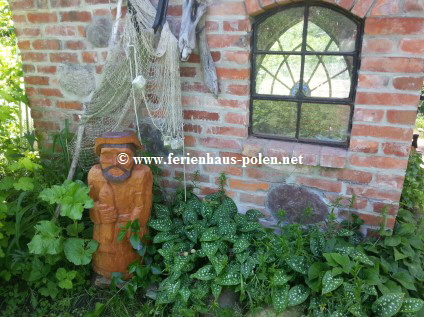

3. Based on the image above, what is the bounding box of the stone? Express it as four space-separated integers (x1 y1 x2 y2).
266 184 329 224
58 64 95 98
86 16 112 48
247 305 305 317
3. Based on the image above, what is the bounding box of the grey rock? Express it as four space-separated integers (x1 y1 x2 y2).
58 64 95 98
86 16 112 48
266 184 328 225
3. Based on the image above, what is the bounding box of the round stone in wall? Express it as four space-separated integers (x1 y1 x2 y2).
58 64 95 98
266 184 329 225
86 16 112 48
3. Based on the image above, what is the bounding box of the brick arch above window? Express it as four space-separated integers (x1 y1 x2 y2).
245 0 376 18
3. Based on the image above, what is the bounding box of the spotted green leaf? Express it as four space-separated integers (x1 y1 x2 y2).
400 298 424 313
245 209 264 221
178 287 190 303
211 283 222 300
202 241 219 258
288 284 309 306
322 270 343 294
211 254 228 275
272 270 291 286
233 237 250 253
153 232 179 244
372 293 404 317
149 218 172 232
272 285 289 313
286 256 308 274
191 265 215 281
200 227 220 242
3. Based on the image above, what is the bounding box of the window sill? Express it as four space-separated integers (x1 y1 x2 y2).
241 136 348 169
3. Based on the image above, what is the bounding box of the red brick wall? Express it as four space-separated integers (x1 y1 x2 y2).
10 0 424 231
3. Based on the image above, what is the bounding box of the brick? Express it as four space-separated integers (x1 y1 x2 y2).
27 13 58 23
17 40 31 50
82 52 98 63
325 193 368 209
382 142 411 157
207 34 249 49
65 40 85 50
226 84 249 96
167 5 182 16
340 169 373 184
22 64 35 73
241 143 262 157
32 39 61 50
30 109 43 119
21 52 47 62
10 0 35 10
351 212 395 228
370 0 400 15
245 0 264 16
25 87 36 96
203 165 243 176
386 110 417 125
184 135 196 146
229 179 269 191
85 0 109 3
15 27 41 37
184 110 219 121
375 174 405 190
293 144 321 166
218 99 249 109
365 18 424 35
335 0 355 10
320 154 346 168
399 39 424 55
60 11 91 22
34 121 60 131
352 125 413 141
225 113 248 125
297 177 342 192
28 97 52 107
180 67 196 77
353 108 384 123
361 57 424 74
37 65 56 74
373 202 399 215
50 0 80 7
200 138 241 150
350 139 379 153
24 76 49 85
12 14 27 23
240 193 266 205
356 92 420 105
50 52 78 63
224 51 250 65
347 185 402 201
393 76 423 91
205 21 219 32
362 38 393 53
38 88 63 97
350 155 408 169
351 0 374 17
175 171 209 183
182 82 210 94
208 2 246 15
358 74 389 89
223 19 251 32
404 0 424 12
183 124 202 133
45 26 76 36
216 68 249 80
207 126 248 137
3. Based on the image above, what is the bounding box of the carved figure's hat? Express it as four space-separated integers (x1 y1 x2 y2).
94 132 142 156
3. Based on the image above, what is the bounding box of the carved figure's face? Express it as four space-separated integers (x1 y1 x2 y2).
99 144 135 183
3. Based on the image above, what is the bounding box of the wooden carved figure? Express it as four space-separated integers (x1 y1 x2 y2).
88 131 153 279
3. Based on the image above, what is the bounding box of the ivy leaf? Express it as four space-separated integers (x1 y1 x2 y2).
64 238 98 265
372 293 404 317
27 221 63 255
322 270 343 294
401 298 424 313
288 284 309 306
13 177 34 191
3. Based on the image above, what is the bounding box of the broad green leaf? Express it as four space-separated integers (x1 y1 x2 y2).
190 265 215 281
385 236 401 247
153 232 179 243
233 237 250 253
372 293 404 317
27 221 63 255
154 204 170 218
149 218 172 232
200 227 220 242
272 270 291 286
13 177 34 191
64 238 98 265
272 285 289 313
286 256 308 274
401 298 424 313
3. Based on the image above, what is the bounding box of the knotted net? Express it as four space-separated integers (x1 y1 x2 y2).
69 0 183 171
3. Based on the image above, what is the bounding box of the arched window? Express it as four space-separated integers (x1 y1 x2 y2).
250 3 363 147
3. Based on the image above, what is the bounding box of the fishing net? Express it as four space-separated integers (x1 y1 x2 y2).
69 0 183 171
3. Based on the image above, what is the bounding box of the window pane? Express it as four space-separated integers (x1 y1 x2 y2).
303 55 353 98
252 100 297 138
299 104 350 142
257 7 304 51
255 55 301 96
307 6 357 52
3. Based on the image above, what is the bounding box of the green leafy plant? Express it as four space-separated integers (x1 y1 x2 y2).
401 151 424 213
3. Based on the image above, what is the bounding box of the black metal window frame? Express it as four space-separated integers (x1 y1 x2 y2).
249 1 364 148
